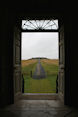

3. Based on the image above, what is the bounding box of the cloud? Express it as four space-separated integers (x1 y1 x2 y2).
22 33 59 60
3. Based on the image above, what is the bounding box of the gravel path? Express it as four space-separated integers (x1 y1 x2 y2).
33 59 46 79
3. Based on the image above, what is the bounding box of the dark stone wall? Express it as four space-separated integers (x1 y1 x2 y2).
0 8 14 107
69 16 78 106
63 12 78 106
64 15 72 105
64 12 78 106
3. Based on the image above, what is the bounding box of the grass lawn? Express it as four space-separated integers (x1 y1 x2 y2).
22 59 58 93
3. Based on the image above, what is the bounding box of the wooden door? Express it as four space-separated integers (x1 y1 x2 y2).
58 25 65 102
13 26 22 101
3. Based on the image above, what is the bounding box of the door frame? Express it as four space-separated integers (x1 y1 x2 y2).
13 18 65 104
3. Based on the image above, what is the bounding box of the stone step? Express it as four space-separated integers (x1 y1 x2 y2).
21 93 58 100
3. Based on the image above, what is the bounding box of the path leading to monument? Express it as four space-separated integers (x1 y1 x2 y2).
33 59 46 79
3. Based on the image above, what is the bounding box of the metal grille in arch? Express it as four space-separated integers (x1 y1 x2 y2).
22 20 58 30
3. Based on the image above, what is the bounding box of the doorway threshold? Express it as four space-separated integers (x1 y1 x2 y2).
21 93 58 100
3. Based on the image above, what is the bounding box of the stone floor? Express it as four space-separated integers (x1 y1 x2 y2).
0 99 78 117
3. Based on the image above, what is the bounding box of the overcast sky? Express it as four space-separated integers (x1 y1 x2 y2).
21 33 59 60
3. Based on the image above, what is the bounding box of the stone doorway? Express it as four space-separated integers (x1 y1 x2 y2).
13 18 65 103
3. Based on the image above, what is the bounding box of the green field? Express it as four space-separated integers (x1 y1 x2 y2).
22 59 58 93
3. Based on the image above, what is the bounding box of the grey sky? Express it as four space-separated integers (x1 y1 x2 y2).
21 33 59 60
